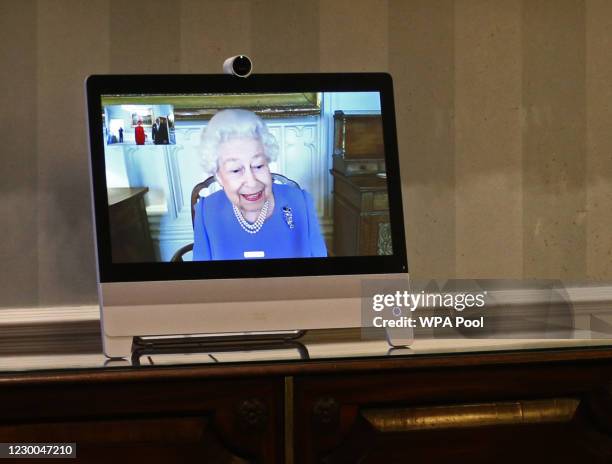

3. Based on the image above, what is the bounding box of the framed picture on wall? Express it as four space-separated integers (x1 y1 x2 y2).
131 110 153 127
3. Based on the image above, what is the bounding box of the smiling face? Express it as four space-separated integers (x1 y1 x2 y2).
215 136 274 221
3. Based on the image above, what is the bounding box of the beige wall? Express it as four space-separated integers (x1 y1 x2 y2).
1 0 611 308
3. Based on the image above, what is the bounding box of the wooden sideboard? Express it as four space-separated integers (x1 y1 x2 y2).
293 350 612 463
108 187 156 263
1 339 612 463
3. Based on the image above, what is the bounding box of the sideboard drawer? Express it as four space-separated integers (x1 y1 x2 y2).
293 361 612 463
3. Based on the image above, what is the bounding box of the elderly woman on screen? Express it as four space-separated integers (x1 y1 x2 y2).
193 109 327 261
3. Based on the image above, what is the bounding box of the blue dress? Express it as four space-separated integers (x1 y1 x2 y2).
193 184 327 260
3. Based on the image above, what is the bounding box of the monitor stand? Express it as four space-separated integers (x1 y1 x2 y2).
130 330 309 365
103 328 309 360
104 326 413 360
101 330 305 361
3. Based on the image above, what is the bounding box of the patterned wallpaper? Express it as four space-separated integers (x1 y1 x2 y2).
2 0 612 308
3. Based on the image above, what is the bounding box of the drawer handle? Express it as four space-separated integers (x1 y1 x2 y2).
237 398 268 430
362 398 579 432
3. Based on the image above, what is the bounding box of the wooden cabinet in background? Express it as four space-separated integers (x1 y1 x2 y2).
333 111 384 159
332 111 386 177
331 170 391 256
331 111 391 257
108 187 156 263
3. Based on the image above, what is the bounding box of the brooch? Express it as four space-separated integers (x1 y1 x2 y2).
282 206 295 229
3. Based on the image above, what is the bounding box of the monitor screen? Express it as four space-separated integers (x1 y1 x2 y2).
87 74 407 282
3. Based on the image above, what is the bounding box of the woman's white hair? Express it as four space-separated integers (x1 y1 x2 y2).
199 109 279 175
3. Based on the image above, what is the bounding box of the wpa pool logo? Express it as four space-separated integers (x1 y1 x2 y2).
419 316 484 328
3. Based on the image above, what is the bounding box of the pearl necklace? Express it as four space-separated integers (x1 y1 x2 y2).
233 200 270 234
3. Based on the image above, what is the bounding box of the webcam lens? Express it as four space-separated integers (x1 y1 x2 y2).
233 56 252 76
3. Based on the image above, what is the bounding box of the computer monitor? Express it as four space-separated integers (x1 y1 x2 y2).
86 73 408 358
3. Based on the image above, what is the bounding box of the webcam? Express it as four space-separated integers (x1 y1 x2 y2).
223 55 253 78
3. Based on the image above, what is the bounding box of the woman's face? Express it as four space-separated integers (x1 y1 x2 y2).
215 137 273 216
